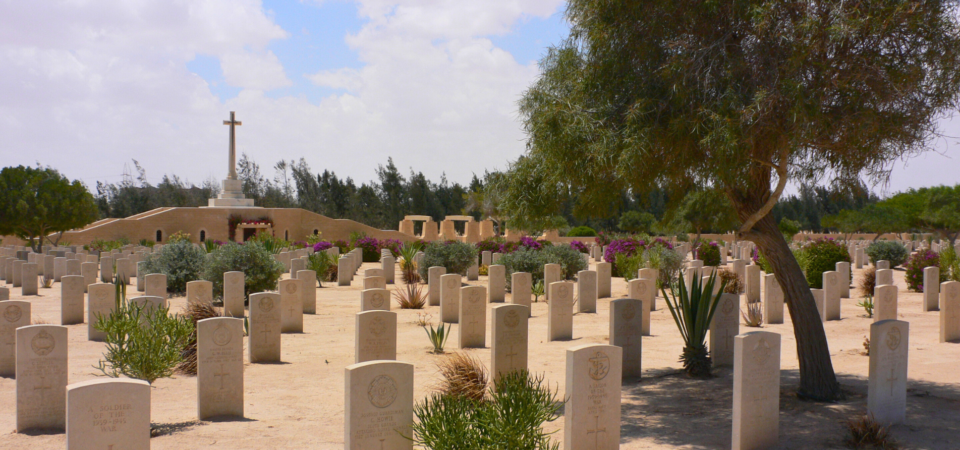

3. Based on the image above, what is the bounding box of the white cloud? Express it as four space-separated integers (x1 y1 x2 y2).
307 67 362 91
220 50 292 90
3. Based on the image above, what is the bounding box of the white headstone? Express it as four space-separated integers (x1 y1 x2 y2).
17 325 68 431
223 271 245 318
428 266 446 306
544 264 561 300
197 317 244 419
548 281 574 341
361 288 391 312
248 292 281 363
279 279 303 333
597 262 612 298
344 361 414 450
144 273 167 300
87 283 115 341
868 319 908 424
578 270 598 313
745 264 761 303
610 298 642 380
822 271 841 321
0 300 30 376
940 281 960 343
564 344 622 450
763 274 784 324
66 378 151 449
874 285 898 322
491 304 528 380
710 293 740 367
355 310 397 363
488 264 506 303
61 275 85 325
923 266 939 312
732 331 781 450
440 274 461 323
459 285 487 348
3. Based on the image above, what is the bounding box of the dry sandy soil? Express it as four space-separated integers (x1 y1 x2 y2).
2 261 959 449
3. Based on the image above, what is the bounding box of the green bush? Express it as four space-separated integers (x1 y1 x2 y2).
904 250 945 292
866 241 909 268
204 242 285 299
942 246 960 282
615 253 644 281
802 238 851 289
142 240 207 295
418 241 478 280
778 218 801 241
306 251 337 284
693 240 721 267
94 302 194 384
643 244 684 289
566 225 597 237
410 370 562 449
499 246 588 290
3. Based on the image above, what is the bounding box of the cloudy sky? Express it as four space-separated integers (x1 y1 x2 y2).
1 0 958 196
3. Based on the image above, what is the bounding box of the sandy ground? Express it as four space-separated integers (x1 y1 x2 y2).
2 261 960 450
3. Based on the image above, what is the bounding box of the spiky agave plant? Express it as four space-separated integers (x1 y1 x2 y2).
662 273 726 378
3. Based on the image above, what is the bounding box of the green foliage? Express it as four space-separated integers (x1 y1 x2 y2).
663 274 726 378
306 232 325 245
168 231 191 243
643 244 684 289
399 241 424 284
142 240 207 295
306 251 336 284
498 246 587 289
541 245 588 279
248 230 289 255
615 253 643 281
410 370 562 450
618 210 656 234
203 239 222 253
425 322 451 354
566 225 597 237
693 241 721 267
0 165 99 251
866 241 908 268
675 190 739 238
531 279 544 302
94 303 194 384
756 251 774 274
778 219 801 241
418 241 478 280
904 250 945 292
204 243 284 299
87 238 130 253
801 239 851 289
941 246 960 282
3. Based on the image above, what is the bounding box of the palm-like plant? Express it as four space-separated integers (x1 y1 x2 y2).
662 273 726 378
425 322 451 354
398 241 423 284
531 280 545 302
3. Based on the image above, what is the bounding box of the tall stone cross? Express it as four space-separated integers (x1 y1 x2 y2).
223 111 242 180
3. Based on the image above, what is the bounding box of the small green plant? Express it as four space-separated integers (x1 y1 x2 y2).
845 414 897 449
692 240 721 267
94 303 194 384
398 242 423 284
866 241 909 268
857 297 875 318
248 230 289 255
941 246 960 282
615 252 643 281
425 322 451 354
663 273 726 378
410 369 563 450
306 232 324 245
741 302 762 327
531 279 545 302
395 283 428 309
203 239 222 253
306 250 336 285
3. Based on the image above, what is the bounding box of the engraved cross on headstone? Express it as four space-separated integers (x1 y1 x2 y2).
34 375 52 403
214 363 229 390
886 366 899 396
223 111 242 180
586 415 606 449
505 343 518 366
259 323 272 344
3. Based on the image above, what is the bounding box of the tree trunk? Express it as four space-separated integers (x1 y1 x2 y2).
746 212 843 401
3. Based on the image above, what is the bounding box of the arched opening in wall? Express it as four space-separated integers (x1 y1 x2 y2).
313 229 319 236
284 230 289 240
199 230 206 242
156 230 163 242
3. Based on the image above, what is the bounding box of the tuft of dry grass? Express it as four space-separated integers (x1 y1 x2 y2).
175 300 221 375
435 353 489 402
845 415 897 449
32 317 50 325
718 268 744 294
395 283 428 309
741 301 762 327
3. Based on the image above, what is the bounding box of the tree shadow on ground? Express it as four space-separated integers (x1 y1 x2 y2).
618 367 960 449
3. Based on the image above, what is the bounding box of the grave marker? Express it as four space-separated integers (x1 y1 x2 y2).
440 274 461 323
355 310 397 363
923 266 939 312
61 275 85 325
87 283 115 341
17 325 68 431
544 264 561 300
197 317 244 419
868 319 908 424
745 265 761 303
732 331 781 450
0 300 30 376
21 262 38 296
488 265 506 302
80 262 97 293
362 276 386 290
459 286 487 348
344 361 414 450
186 280 213 305
297 270 317 314
597 262 612 298
223 271 245 318
564 344 622 450
874 285 898 322
823 271 841 321
66 378 150 449
940 281 960 343
763 274 784 324
578 270 598 313
361 288 391 312
548 281 574 341
491 304 528 380
279 279 303 333
510 272 532 315
710 293 740 367
248 292 281 363
144 273 167 300
836 261 851 298
428 266 446 306
610 299 642 380
876 268 893 286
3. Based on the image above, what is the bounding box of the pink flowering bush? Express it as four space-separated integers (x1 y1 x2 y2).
904 250 945 292
570 240 590 253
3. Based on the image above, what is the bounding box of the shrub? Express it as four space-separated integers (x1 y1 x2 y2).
312 241 333 252
332 239 351 253
644 244 684 289
204 242 285 299
566 225 597 237
168 231 192 243
541 245 588 280
692 240 721 267
615 253 644 281
418 241 478 280
845 415 897 449
425 322 451 354
248 230 289 255
381 238 403 257
866 241 908 268
499 248 545 288
517 236 543 251
942 246 960 282
603 237 646 275
476 237 506 254
569 240 590 253
306 251 337 284
87 238 129 253
756 250 774 274
395 283 427 309
353 236 381 262
778 218 801 241
94 302 194 384
411 370 563 450
398 242 423 284
801 238 850 289
142 240 207 295
904 250 945 292
860 267 877 300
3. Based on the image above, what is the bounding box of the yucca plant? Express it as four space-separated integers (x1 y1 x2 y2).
398 242 423 284
425 322 451 354
395 282 428 309
662 273 727 378
203 239 222 253
531 279 545 302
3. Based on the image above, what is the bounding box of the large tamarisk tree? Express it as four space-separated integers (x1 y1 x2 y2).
505 0 960 400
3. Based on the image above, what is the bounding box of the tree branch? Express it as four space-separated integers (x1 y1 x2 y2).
738 149 789 237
